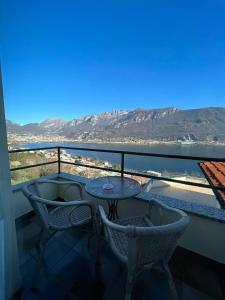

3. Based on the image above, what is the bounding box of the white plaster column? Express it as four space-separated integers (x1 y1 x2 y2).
0 65 21 299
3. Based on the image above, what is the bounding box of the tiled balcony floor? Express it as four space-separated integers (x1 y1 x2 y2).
15 215 224 300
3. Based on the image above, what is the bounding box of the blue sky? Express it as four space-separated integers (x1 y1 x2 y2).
1 0 225 124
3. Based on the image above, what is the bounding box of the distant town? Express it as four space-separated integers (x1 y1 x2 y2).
6 107 225 147
7 133 225 150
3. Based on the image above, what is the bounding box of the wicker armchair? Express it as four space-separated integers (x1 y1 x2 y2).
22 179 93 287
98 199 189 300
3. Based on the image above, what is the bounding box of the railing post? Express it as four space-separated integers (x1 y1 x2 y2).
121 153 124 177
57 147 61 174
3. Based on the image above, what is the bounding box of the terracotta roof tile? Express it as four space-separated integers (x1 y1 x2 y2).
199 161 225 205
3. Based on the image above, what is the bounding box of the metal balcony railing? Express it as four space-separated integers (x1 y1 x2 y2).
9 146 225 194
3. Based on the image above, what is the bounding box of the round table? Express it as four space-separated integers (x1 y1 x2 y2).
85 176 141 220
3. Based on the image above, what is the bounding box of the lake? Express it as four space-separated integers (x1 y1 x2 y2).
18 142 225 177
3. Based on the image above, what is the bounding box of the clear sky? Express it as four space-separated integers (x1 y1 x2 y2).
1 0 225 124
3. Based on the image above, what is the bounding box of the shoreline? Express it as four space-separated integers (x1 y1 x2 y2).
9 139 225 147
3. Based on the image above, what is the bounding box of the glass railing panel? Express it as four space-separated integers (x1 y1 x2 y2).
10 164 58 185
9 149 58 184
123 155 224 209
61 164 121 179
60 148 121 178
124 154 203 178
9 149 58 169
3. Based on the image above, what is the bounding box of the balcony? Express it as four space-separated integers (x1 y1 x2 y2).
11 146 225 299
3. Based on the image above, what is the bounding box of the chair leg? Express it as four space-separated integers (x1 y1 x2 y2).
125 272 134 300
36 227 45 252
86 226 96 250
95 227 102 267
119 261 124 273
32 230 56 289
162 263 179 300
86 233 91 249
94 215 103 266
32 239 48 289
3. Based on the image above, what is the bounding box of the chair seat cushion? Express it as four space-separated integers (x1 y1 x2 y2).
48 205 92 230
109 216 152 260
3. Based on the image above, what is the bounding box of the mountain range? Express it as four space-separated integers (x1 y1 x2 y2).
6 107 225 142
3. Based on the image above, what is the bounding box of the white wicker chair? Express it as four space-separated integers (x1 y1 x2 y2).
98 199 189 300
22 179 93 287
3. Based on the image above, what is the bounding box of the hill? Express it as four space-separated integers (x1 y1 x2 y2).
6 107 225 142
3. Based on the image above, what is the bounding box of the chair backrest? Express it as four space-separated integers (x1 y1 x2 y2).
22 179 84 231
129 201 189 268
57 182 82 201
22 181 50 230
99 200 189 270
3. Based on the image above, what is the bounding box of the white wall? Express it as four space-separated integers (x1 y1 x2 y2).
0 65 22 299
0 220 5 300
179 214 225 264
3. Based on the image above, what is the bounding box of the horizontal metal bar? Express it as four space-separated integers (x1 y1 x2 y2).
60 160 120 173
10 160 58 171
59 146 225 162
9 146 58 153
123 170 225 192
